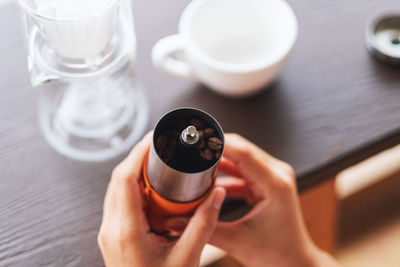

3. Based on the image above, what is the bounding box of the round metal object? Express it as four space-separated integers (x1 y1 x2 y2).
181 126 200 145
147 108 224 202
366 12 400 65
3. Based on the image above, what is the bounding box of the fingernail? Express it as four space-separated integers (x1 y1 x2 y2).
213 188 225 210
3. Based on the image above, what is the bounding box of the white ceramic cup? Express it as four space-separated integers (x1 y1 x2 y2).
152 0 298 97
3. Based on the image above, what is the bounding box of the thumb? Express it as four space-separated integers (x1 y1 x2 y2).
173 187 226 262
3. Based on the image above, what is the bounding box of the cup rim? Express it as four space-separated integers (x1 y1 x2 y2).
15 0 120 22
178 0 298 73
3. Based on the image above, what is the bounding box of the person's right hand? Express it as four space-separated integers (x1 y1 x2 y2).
211 134 340 267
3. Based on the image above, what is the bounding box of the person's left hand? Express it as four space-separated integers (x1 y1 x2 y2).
97 132 226 267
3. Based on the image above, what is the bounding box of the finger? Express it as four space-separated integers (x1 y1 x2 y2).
207 221 237 253
222 134 278 187
224 133 278 165
173 187 226 263
215 176 247 199
218 157 243 177
116 131 153 181
104 132 153 229
164 216 190 235
209 202 265 253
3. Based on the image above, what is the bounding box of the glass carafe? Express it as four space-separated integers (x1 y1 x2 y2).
16 0 148 161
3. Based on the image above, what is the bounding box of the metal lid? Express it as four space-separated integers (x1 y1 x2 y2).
366 12 400 65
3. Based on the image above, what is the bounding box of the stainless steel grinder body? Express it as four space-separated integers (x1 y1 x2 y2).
146 108 225 204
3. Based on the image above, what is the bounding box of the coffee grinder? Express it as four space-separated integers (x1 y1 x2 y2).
141 108 224 235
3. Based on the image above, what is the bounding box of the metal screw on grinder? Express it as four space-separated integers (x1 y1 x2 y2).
181 126 200 146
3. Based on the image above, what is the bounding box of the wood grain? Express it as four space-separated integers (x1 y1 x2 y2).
1 0 400 265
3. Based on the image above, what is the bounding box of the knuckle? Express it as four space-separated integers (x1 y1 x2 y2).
111 165 132 185
229 133 246 145
232 137 253 156
273 160 296 185
111 166 122 180
111 165 125 179
227 133 259 159
282 162 295 181
275 174 295 194
237 144 252 158
97 229 107 249
283 177 294 190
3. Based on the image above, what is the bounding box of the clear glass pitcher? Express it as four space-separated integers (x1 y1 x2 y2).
16 0 148 161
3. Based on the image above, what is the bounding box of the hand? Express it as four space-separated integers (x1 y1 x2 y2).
212 134 340 267
98 132 226 267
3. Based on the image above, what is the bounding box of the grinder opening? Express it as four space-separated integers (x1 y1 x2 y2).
153 108 224 173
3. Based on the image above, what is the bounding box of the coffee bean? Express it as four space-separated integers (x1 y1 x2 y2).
207 137 222 151
197 140 206 149
156 117 222 168
190 118 206 129
204 128 215 138
163 147 174 163
200 148 214 161
156 135 168 151
215 150 222 159
168 139 177 150
198 130 204 140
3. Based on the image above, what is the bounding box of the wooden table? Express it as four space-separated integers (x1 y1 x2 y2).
1 0 400 265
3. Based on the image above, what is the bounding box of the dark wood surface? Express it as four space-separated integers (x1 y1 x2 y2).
1 0 400 265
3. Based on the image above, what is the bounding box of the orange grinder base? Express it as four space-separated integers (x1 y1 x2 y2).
141 154 212 235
